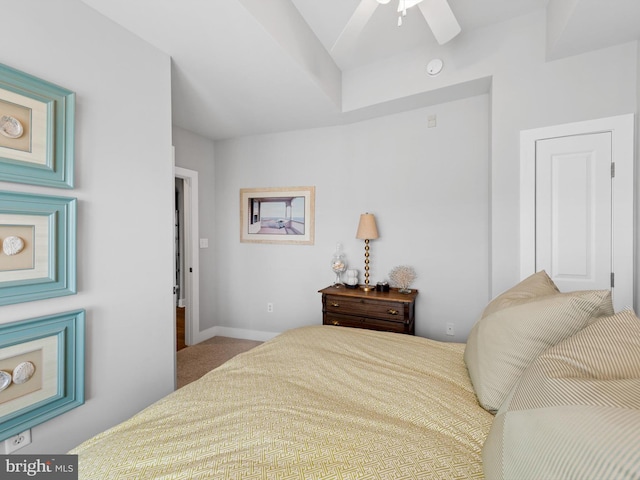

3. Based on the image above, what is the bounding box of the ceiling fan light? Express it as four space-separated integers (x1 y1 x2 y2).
418 0 461 44
397 0 424 11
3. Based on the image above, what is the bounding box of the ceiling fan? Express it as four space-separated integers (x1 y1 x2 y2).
377 0 461 43
331 0 460 65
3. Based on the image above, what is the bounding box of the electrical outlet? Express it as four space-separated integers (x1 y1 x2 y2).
3 429 31 454
446 323 455 336
267 302 274 313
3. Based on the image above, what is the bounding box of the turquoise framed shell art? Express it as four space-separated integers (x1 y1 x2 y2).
0 191 77 306
0 310 85 441
0 63 75 188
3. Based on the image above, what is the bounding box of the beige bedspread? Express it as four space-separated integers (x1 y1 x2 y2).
71 326 493 479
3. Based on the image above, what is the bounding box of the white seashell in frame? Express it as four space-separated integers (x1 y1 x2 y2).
0 115 24 139
0 370 11 392
12 361 35 385
3 236 25 256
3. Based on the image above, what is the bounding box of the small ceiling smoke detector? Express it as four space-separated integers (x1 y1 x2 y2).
426 58 443 76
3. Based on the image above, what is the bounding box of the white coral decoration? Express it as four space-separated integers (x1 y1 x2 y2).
388 265 417 292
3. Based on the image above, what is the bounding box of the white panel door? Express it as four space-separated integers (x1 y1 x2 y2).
535 132 612 293
521 114 634 312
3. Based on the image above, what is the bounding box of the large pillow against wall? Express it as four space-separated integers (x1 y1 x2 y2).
483 310 640 480
480 270 559 318
464 273 613 413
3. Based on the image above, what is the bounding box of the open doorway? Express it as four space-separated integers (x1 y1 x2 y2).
175 178 186 350
174 166 200 349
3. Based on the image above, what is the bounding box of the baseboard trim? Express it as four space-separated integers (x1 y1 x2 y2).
191 325 279 345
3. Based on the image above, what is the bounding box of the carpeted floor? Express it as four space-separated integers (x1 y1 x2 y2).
176 336 263 389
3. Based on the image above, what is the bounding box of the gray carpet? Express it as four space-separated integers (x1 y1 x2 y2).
176 336 262 388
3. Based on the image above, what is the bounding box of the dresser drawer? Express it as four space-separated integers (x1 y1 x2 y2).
324 313 412 334
324 294 409 321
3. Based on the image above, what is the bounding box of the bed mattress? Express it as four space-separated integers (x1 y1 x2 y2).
71 325 493 479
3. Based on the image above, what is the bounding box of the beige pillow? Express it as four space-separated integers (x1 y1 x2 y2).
483 310 640 480
480 270 559 319
464 283 613 413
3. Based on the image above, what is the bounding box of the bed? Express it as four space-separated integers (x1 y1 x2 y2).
70 272 640 479
71 325 493 478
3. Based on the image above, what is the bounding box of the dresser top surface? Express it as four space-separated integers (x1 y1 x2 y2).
319 285 418 302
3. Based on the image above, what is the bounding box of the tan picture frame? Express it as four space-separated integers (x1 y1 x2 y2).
240 186 315 245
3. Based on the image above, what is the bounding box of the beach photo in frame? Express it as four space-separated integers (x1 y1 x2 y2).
0 63 75 188
0 191 76 306
0 310 85 441
240 186 315 245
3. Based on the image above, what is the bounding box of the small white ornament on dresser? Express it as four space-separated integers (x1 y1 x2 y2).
345 269 359 286
388 265 417 293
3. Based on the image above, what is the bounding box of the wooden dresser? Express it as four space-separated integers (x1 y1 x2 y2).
319 285 418 335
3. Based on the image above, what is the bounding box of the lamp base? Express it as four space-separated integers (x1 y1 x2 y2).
361 285 375 292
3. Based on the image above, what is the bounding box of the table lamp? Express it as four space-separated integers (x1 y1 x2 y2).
356 213 379 292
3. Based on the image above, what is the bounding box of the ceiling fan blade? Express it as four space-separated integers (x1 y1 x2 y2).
418 0 461 45
331 0 379 65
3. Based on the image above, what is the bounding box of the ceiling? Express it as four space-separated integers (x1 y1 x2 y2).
81 0 640 141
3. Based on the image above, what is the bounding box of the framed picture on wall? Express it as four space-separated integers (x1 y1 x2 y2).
240 186 315 245
0 63 75 188
0 310 85 441
0 191 77 306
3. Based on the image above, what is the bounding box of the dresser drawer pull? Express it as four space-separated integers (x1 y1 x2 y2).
387 309 399 315
331 319 341 326
331 302 340 307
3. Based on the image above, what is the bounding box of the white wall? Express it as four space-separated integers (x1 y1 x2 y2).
177 11 639 344
1 0 175 453
343 11 638 300
489 18 638 298
637 44 640 303
213 95 490 341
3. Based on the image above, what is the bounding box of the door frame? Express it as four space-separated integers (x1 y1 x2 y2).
520 114 634 311
174 165 200 346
